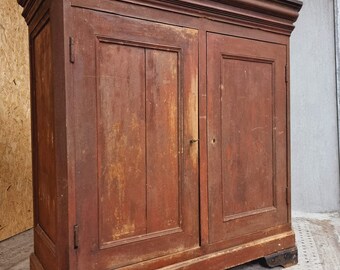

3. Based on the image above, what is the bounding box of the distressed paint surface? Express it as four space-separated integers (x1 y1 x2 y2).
34 22 57 243
98 43 147 243
16 0 302 268
146 50 180 233
221 58 274 220
207 33 288 244
0 0 32 241
98 43 181 245
74 11 199 269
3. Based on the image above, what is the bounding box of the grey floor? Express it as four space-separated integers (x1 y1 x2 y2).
0 229 33 270
232 212 340 270
1 213 340 270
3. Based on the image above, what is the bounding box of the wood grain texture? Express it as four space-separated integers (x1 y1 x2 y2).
30 253 45 270
69 0 302 35
98 43 147 245
157 231 296 270
97 43 182 247
0 0 32 241
18 0 301 269
207 33 288 244
33 21 57 243
221 57 274 220
27 2 71 269
146 50 180 233
74 10 199 269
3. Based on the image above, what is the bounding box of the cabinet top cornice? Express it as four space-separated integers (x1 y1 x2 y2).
18 0 303 34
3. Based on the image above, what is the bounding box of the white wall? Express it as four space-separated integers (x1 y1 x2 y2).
291 0 340 212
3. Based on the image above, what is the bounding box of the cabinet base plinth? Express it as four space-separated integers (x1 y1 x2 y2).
30 253 44 270
264 246 298 268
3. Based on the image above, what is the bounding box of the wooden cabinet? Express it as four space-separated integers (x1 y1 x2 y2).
18 0 302 269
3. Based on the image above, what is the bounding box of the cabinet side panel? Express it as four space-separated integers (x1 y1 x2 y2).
33 21 57 243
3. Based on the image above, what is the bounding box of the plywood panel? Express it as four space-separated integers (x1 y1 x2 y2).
0 0 32 241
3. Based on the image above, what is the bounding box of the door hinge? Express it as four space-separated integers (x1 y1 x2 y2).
285 65 288 83
69 37 75 64
73 224 79 249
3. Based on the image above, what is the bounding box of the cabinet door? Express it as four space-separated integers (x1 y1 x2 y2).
73 10 199 269
207 33 288 244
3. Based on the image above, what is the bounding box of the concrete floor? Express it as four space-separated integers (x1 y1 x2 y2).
0 229 32 270
232 212 340 270
1 213 339 270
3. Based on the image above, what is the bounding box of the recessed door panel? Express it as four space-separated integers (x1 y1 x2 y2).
98 44 183 247
98 43 148 245
207 33 288 244
221 57 275 221
145 50 181 234
74 10 198 270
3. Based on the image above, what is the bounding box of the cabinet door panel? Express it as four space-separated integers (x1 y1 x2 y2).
145 50 181 233
74 10 199 269
98 43 148 244
207 33 288 244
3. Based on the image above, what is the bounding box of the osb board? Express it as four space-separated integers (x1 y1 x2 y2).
0 0 32 241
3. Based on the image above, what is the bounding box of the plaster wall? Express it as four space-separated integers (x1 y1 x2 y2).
291 0 340 212
0 0 32 240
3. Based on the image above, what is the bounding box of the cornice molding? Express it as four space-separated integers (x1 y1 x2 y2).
18 0 44 24
18 0 28 6
221 0 303 21
18 0 303 34
126 0 303 34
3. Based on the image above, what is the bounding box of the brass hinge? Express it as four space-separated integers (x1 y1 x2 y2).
285 65 288 83
74 224 79 249
69 37 75 64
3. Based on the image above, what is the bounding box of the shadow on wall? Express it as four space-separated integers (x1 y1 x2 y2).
0 0 33 240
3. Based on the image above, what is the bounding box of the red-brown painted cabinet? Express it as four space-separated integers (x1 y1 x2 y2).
18 0 302 269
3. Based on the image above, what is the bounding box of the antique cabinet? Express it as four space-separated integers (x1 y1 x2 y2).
18 0 302 269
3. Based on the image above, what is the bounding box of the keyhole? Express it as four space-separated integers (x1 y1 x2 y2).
212 138 216 144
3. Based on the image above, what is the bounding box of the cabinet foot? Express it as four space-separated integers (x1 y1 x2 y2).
264 247 298 268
